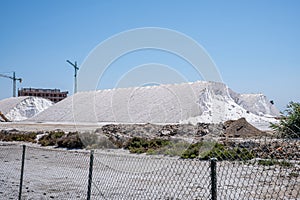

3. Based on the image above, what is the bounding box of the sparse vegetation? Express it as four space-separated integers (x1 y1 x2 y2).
0 130 84 149
125 138 255 161
124 137 171 154
0 131 37 143
271 101 300 138
181 142 205 159
57 132 84 149
257 159 293 167
38 131 65 146
289 172 299 178
181 142 254 160
148 140 190 157
79 132 117 149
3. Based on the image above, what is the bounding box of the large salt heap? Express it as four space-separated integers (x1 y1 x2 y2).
0 96 53 121
30 81 279 128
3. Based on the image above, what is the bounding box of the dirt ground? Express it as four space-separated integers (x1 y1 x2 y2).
0 121 102 132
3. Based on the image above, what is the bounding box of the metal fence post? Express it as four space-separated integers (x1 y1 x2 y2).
87 150 94 200
18 145 26 200
210 158 217 200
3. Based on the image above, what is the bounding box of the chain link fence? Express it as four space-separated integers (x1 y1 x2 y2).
0 141 299 200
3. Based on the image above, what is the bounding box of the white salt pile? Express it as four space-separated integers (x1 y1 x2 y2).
0 96 53 121
30 81 279 129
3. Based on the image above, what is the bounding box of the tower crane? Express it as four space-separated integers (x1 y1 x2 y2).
66 60 79 94
0 72 22 97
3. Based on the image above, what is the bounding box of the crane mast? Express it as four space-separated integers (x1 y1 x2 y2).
66 60 79 94
0 72 22 97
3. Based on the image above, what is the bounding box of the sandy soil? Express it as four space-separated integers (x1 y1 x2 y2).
1 142 299 200
0 121 102 132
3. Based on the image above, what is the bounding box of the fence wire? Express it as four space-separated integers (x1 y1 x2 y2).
217 161 299 199
0 141 299 200
21 146 90 199
0 143 22 199
91 151 211 199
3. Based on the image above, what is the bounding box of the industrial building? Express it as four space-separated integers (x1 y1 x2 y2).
18 88 68 103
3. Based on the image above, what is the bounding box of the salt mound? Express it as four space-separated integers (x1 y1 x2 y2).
0 96 53 121
229 92 280 117
30 81 279 128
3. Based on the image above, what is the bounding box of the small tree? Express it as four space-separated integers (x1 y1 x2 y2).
271 102 300 138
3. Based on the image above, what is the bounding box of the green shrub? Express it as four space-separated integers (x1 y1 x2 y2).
181 142 204 159
38 131 65 146
271 102 300 138
125 137 171 154
150 140 190 157
181 142 254 160
1 132 37 143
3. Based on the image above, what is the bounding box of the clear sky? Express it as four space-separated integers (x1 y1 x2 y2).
0 0 299 111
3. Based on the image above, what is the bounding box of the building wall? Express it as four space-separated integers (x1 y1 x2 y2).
18 88 68 103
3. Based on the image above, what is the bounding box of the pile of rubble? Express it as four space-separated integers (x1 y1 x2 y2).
93 118 269 147
1 118 299 161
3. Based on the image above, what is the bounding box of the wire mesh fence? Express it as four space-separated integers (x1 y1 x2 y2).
22 145 90 199
91 151 211 199
0 141 299 200
0 144 22 199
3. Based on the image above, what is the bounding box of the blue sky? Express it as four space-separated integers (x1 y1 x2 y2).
0 0 299 111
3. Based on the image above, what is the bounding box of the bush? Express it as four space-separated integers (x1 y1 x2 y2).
38 131 83 149
271 102 300 138
150 140 190 157
181 142 254 160
38 131 65 146
125 137 170 154
57 132 83 149
79 132 117 149
181 142 204 159
0 132 37 143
